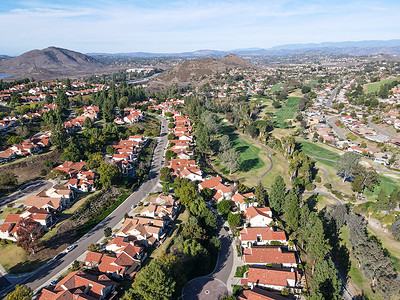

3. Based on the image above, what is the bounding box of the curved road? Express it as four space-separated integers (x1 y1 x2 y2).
0 115 169 297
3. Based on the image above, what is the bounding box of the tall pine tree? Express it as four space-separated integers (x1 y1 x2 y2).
269 175 286 214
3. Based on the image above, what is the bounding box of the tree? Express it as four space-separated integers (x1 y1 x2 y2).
86 152 104 171
351 165 380 193
217 199 231 218
160 167 171 182
167 133 175 140
228 213 242 229
7 135 24 145
309 258 341 300
255 181 267 206
6 284 33 300
106 145 115 156
179 239 208 259
102 98 115 122
219 135 231 153
221 148 240 174
0 172 18 191
377 188 389 210
104 227 112 237
195 122 210 153
45 91 53 104
301 86 311 94
200 187 213 202
337 152 360 182
98 162 120 188
132 259 176 300
165 150 175 161
50 121 68 150
16 218 41 254
83 117 93 129
269 175 286 214
56 89 69 111
284 189 300 231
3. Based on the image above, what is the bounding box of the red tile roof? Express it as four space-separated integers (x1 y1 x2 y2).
243 247 296 265
247 267 296 288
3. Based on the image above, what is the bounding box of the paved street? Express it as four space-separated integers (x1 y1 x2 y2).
0 115 169 297
327 115 347 140
0 180 53 209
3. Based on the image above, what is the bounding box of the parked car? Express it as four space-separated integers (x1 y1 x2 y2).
54 252 66 260
65 244 77 253
49 280 59 286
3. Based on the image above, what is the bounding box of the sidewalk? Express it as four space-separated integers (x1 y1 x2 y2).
226 237 244 293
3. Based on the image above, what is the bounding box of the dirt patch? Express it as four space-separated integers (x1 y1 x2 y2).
0 150 61 189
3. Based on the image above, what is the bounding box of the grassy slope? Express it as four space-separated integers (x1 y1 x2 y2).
212 133 271 187
299 141 341 160
275 97 300 127
364 78 399 94
270 83 283 92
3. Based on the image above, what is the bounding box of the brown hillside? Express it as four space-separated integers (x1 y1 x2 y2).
151 54 255 87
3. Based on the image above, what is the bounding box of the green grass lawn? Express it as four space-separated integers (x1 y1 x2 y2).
0 207 22 219
270 83 283 92
365 175 398 197
0 243 50 273
299 141 341 160
260 151 290 188
363 78 400 94
275 97 300 127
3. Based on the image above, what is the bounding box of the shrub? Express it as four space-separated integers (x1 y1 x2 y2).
314 175 322 183
40 169 47 176
305 183 316 191
324 183 332 189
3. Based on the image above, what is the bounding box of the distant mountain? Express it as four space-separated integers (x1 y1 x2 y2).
269 39 400 50
0 47 103 80
86 39 400 58
150 53 255 87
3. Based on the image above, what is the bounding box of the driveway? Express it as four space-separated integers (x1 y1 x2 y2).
0 115 169 297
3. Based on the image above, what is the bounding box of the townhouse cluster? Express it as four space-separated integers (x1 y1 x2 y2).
82 193 179 280
0 131 51 164
114 106 145 125
109 134 148 175
0 184 75 242
0 80 108 103
64 105 100 133
238 206 302 296
56 160 96 193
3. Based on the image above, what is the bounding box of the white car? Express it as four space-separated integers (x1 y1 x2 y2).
65 245 77 253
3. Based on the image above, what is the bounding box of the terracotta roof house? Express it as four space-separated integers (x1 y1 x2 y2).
245 206 273 227
232 191 256 211
38 270 117 300
84 251 104 268
243 247 297 268
97 252 140 279
238 287 290 300
198 176 222 190
116 216 165 246
246 267 297 291
240 227 287 248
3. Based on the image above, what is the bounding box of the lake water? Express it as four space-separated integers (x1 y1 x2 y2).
0 74 10 78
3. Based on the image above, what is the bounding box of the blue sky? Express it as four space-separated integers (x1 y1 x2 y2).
0 0 399 55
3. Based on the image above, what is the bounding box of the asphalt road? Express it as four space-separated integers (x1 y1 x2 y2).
0 180 53 209
0 115 169 297
367 117 400 140
327 115 347 140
